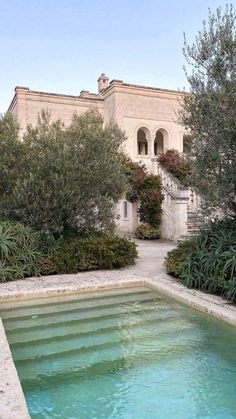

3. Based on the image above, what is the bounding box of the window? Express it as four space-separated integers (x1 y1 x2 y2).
137 128 148 155
154 131 164 155
123 201 128 218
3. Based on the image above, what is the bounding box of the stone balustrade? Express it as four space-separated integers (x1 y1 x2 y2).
151 159 202 241
187 187 202 212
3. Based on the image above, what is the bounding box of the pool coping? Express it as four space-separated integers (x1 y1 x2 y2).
0 316 30 419
1 275 236 418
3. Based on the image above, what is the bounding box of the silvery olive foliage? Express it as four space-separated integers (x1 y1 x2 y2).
0 113 25 197
0 109 127 235
180 4 236 216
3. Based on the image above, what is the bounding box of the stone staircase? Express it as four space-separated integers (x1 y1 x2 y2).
152 159 204 242
178 210 204 242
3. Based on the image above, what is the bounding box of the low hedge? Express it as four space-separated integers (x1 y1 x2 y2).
135 224 160 240
42 235 138 274
164 239 196 277
0 221 138 282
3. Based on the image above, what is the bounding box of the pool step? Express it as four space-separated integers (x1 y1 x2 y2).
1 289 200 397
7 304 185 346
0 289 153 320
0 286 148 310
4 303 170 338
17 328 199 385
3 294 163 332
12 315 194 362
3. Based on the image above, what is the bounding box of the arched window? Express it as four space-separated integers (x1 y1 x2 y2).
154 130 164 155
183 135 192 155
137 128 148 155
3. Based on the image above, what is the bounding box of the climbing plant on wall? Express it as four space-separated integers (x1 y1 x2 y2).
158 149 191 186
123 157 164 239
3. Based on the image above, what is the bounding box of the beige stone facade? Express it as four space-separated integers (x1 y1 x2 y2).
8 74 196 240
8 74 186 155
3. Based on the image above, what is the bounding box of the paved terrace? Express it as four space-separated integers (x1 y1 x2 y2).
1 239 236 419
1 239 236 323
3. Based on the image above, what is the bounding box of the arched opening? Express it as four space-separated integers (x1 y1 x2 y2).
154 130 164 155
137 128 148 155
183 135 192 155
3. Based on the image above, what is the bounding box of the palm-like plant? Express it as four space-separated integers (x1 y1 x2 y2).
0 223 17 258
167 218 236 302
0 221 44 282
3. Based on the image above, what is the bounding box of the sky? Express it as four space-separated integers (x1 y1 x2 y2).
0 0 234 113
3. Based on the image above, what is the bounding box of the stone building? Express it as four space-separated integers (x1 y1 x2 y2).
8 74 200 240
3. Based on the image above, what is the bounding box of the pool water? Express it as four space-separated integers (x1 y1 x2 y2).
1 286 236 419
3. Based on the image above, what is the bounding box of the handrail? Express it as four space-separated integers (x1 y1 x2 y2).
156 162 202 212
157 163 187 191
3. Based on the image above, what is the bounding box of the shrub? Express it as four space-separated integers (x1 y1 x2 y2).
0 223 138 281
42 235 138 274
180 219 236 299
135 224 160 240
0 221 44 282
123 157 164 234
136 176 163 228
164 239 196 277
0 110 127 236
158 149 191 185
165 218 236 303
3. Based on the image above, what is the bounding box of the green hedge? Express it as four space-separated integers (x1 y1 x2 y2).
165 218 236 302
164 239 196 277
0 222 138 282
135 224 160 240
42 235 138 274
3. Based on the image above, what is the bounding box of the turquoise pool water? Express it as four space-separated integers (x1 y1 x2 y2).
1 286 236 419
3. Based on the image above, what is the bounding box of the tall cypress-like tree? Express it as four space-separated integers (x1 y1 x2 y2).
180 4 236 217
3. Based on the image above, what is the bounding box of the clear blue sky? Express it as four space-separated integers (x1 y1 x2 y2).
0 0 233 113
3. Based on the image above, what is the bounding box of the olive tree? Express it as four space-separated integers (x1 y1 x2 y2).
0 109 127 235
180 4 236 216
0 114 25 197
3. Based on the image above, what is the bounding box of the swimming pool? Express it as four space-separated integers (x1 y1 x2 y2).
1 286 236 418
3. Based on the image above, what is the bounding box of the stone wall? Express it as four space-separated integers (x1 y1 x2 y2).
7 74 189 240
8 87 104 133
102 80 186 161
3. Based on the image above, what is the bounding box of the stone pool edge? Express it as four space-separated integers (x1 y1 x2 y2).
1 276 236 419
0 317 30 419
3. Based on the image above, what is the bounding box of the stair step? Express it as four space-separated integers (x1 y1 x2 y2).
186 211 202 237
1 290 157 321
0 287 149 319
177 235 196 242
12 316 192 363
3 294 161 332
21 342 196 392
17 327 199 385
6 302 180 346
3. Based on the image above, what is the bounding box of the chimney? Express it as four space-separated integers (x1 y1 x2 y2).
97 73 109 94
